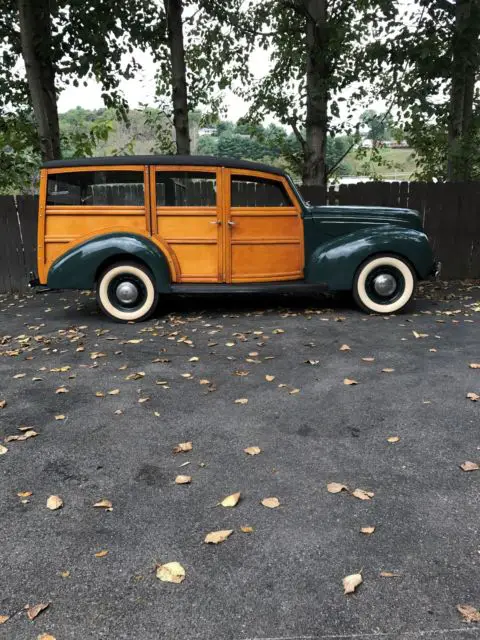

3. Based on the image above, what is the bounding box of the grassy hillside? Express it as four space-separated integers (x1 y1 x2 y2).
345 147 417 180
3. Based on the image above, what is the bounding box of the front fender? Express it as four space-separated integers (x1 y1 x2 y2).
47 233 172 292
305 226 434 290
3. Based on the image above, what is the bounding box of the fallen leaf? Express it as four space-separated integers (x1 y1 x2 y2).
138 397 150 403
261 497 280 508
352 488 374 500
95 391 105 398
108 389 120 395
189 356 199 362
156 561 185 583
360 526 376 535
362 357 375 362
382 368 395 373
240 526 253 533
175 475 192 484
17 491 32 498
327 482 348 494
199 379 210 385
55 387 68 394
173 441 192 454
204 529 233 544
0 400 6 409
289 388 300 395
54 415 65 421
265 375 275 382
46 495 63 510
344 378 358 385
60 570 70 578
125 371 145 381
244 446 262 455
343 572 362 594
95 550 109 558
0 615 9 624
467 392 480 401
304 359 319 365
469 363 480 369
13 373 26 379
220 492 241 507
235 398 248 404
457 604 480 623
380 571 401 577
272 328 284 334
93 499 112 509
37 634 56 640
0 445 7 455
413 330 429 338
340 344 351 351
26 602 49 621
460 461 479 472
387 436 400 443
234 370 249 376
181 373 192 379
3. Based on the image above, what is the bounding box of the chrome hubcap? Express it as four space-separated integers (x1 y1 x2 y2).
373 273 397 297
116 281 139 304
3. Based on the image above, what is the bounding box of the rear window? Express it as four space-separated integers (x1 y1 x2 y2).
46 171 145 206
156 171 216 207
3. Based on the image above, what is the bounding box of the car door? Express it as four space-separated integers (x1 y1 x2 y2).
149 166 225 282
225 170 304 283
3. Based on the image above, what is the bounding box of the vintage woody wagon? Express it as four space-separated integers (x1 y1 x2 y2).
32 156 438 321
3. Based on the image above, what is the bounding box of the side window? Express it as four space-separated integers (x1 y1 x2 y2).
156 171 216 207
46 171 145 206
231 175 292 207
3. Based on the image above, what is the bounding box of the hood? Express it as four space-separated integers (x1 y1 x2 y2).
307 205 423 232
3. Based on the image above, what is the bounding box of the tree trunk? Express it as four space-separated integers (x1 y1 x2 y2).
164 0 190 155
17 0 61 161
447 0 480 181
303 0 328 186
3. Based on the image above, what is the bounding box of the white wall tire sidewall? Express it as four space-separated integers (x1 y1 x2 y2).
98 265 155 321
356 257 414 314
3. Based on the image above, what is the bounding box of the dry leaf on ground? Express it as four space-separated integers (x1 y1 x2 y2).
360 526 376 535
382 368 395 373
467 392 480 401
343 572 362 594
108 389 120 395
175 475 192 484
413 330 428 338
93 499 112 510
387 436 400 443
244 446 261 455
380 571 401 577
55 415 65 421
37 634 56 640
469 364 480 369
55 387 68 394
0 400 7 409
173 441 192 454
219 492 241 507
0 445 7 455
362 357 375 362
26 602 49 621
235 398 248 404
344 378 358 385
261 497 280 508
241 526 253 533
460 461 479 472
46 495 63 510
340 344 351 351
204 530 233 544
352 488 374 500
265 375 275 382
95 550 109 558
457 604 480 623
305 359 319 365
327 482 348 494
0 615 9 624
156 561 185 583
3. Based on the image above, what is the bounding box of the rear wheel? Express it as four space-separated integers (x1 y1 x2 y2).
96 262 158 322
353 254 416 314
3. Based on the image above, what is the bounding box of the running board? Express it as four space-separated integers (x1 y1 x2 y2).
170 281 327 295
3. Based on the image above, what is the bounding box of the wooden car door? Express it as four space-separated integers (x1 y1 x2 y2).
150 166 225 282
225 169 304 283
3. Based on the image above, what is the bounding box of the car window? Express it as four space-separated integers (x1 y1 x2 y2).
156 172 216 206
46 171 145 206
231 176 292 207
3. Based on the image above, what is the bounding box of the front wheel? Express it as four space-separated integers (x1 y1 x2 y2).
353 254 416 314
96 262 158 322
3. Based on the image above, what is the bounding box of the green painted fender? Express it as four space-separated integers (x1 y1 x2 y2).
305 226 434 290
47 233 172 292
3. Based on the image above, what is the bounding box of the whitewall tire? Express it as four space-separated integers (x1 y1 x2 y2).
353 255 416 314
96 262 158 322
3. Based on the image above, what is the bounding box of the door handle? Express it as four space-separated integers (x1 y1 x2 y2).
209 220 221 225
227 220 236 226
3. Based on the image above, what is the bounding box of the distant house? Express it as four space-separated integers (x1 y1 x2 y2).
198 127 218 137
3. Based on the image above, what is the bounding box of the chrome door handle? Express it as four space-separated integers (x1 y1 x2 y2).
227 220 236 226
209 220 221 225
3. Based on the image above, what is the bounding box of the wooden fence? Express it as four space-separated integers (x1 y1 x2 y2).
1 181 479 292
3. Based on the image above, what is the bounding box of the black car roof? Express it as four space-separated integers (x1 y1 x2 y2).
42 155 286 176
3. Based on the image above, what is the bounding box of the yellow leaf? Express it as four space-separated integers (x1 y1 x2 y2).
467 392 480 401
0 400 6 409
380 571 401 577
46 495 63 510
0 615 9 624
13 373 26 379
37 634 56 640
412 330 428 339
60 570 70 578
95 550 109 558
327 482 348 494
125 371 145 381
199 379 210 385
244 446 262 455
173 441 192 454
460 461 479 472
234 370 249 376
17 491 32 498
344 378 358 385
469 363 480 369
360 526 376 535
362 357 375 362
181 373 192 378
95 391 105 398
55 415 65 421
156 561 185 583
220 492 241 507
261 497 280 509
189 356 199 362
352 488 374 500
289 388 300 395
175 475 192 484
340 344 351 351
204 529 233 544
387 436 400 443
240 526 253 533
382 368 395 373
457 604 480 623
26 602 49 621
225 342 235 347
55 387 69 394
272 328 284 334
108 389 120 395
265 375 275 382
343 572 362 594
93 499 112 509
138 397 150 403
0 445 7 455
235 398 248 404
